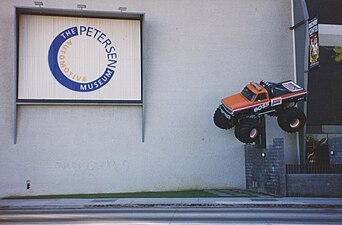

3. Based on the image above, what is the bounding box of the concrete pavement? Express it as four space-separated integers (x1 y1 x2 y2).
2 208 342 224
1 197 341 210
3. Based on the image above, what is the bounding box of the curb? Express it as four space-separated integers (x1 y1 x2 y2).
84 203 342 208
2 203 341 210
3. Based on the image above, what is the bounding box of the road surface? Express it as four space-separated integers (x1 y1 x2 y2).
1 207 342 224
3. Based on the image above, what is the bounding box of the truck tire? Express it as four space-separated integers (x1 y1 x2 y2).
213 107 234 129
234 118 260 144
277 108 306 133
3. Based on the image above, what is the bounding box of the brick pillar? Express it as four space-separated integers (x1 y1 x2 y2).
245 138 286 196
328 135 342 164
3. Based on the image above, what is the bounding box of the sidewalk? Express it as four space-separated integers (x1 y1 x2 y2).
1 197 341 210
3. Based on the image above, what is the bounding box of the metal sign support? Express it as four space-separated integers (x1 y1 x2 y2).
141 104 145 143
256 115 267 148
14 104 18 144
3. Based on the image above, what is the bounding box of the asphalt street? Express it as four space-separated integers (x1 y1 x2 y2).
1 207 342 224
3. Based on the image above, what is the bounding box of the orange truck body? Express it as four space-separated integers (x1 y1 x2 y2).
220 81 306 117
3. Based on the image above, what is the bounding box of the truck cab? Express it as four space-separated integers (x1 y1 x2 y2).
243 82 269 102
222 82 269 112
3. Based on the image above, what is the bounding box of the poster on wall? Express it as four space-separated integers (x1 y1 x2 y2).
17 9 142 103
308 17 319 70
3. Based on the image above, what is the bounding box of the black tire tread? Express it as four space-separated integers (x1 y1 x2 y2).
213 107 234 129
277 108 306 133
234 118 260 144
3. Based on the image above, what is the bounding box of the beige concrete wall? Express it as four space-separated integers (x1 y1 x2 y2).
0 0 295 197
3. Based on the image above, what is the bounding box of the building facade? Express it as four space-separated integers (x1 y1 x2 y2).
305 0 342 164
0 0 299 197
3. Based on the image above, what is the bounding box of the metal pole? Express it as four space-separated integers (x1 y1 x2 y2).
141 104 145 143
257 115 266 149
14 104 17 144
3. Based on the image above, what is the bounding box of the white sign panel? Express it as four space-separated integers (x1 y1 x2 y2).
18 14 142 102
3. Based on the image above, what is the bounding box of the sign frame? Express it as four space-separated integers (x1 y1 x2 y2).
15 7 144 105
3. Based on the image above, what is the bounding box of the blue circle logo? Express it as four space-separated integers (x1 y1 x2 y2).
48 26 117 92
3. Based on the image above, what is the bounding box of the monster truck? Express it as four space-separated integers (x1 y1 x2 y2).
214 80 307 143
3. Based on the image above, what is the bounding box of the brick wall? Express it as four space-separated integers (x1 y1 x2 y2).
287 174 342 197
245 138 286 196
245 137 342 197
328 135 342 164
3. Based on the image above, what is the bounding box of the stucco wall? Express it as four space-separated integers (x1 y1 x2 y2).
0 0 295 197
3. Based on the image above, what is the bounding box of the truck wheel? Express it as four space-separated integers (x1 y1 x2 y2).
234 118 260 144
213 107 234 129
277 108 306 133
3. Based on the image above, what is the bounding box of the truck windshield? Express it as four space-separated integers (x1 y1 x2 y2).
241 86 256 101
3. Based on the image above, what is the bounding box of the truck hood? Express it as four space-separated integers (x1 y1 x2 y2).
222 93 250 111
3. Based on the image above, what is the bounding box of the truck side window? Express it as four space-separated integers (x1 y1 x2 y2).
256 93 266 101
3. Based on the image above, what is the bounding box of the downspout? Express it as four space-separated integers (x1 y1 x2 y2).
290 0 300 165
290 0 309 164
